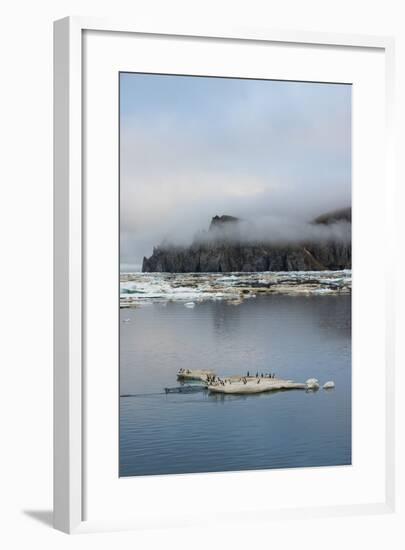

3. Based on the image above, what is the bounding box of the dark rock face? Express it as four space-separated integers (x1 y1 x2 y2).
142 242 351 273
209 215 241 229
142 211 351 273
313 207 351 225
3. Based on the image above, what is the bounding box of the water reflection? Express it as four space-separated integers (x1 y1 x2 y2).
120 295 351 476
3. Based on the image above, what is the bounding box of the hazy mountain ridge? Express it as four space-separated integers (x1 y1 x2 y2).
142 208 351 273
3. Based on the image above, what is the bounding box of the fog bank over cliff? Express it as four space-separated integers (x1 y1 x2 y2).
193 211 351 246
142 209 351 273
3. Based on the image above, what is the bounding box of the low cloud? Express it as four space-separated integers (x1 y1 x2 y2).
196 217 351 246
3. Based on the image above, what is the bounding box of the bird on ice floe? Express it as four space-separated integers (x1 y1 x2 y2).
323 381 335 389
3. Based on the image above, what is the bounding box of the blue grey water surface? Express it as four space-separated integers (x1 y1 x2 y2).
120 294 351 477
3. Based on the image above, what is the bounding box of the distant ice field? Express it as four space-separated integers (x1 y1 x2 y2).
120 270 352 307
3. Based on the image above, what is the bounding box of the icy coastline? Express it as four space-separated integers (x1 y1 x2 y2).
120 270 351 308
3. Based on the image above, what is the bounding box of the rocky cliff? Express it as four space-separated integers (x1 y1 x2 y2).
142 210 351 273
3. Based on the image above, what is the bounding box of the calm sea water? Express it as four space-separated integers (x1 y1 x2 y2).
120 294 351 477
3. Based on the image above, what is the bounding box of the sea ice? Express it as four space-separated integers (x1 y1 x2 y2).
119 270 351 307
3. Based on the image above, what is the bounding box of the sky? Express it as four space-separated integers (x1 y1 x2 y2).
120 73 351 270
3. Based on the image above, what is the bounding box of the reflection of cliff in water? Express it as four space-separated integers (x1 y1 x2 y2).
313 294 351 339
209 299 243 338
208 294 351 350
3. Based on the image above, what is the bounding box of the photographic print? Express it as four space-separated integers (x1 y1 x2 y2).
119 73 351 477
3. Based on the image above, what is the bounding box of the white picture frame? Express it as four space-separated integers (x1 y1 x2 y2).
54 16 396 534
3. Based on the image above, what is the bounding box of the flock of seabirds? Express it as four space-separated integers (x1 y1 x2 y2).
179 369 278 386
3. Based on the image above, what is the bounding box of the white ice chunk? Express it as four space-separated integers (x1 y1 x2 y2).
305 377 320 390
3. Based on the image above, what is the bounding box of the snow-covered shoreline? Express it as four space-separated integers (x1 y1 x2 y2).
120 270 351 307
